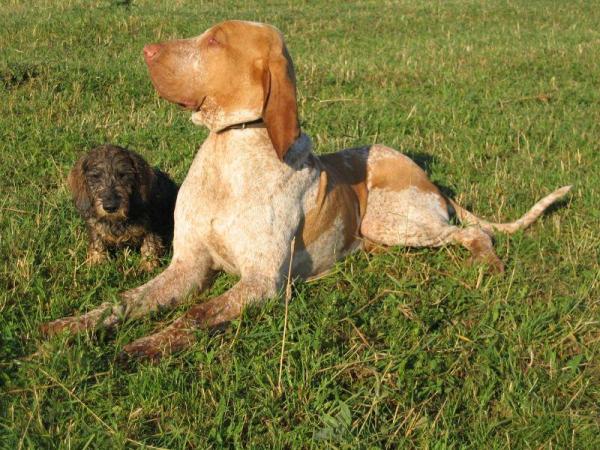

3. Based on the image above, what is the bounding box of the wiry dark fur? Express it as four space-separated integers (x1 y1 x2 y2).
69 144 178 271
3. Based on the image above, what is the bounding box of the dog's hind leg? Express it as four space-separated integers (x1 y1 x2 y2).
40 247 215 337
360 186 505 272
446 226 504 273
362 206 504 273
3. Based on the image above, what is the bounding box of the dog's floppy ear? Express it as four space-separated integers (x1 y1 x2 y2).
262 40 300 161
129 151 156 205
68 155 92 216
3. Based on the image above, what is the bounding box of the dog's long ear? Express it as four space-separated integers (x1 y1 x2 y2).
68 156 92 216
129 151 156 205
262 40 300 161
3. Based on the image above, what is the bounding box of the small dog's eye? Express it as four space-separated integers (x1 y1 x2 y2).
208 36 220 47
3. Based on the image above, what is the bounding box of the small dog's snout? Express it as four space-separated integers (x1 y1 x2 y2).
102 198 120 213
143 44 161 62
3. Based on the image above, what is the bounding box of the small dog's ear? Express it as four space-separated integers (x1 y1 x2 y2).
68 156 92 215
129 151 155 204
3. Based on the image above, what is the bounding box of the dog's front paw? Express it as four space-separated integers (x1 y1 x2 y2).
40 316 87 338
119 337 163 364
119 326 196 363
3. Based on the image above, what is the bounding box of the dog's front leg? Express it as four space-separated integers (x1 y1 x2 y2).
139 232 165 272
86 227 108 265
120 276 280 361
40 248 215 337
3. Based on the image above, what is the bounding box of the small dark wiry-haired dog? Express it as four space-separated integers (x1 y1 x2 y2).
69 144 178 271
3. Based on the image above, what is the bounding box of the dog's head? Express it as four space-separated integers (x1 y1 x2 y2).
143 20 299 161
68 145 154 221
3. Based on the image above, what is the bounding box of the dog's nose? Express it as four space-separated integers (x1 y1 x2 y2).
103 199 120 213
143 44 161 62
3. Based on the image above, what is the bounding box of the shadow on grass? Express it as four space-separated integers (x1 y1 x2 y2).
403 150 458 200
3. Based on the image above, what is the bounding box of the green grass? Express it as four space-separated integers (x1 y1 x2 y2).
1 0 599 447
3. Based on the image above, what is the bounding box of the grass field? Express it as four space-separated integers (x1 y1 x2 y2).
1 0 599 447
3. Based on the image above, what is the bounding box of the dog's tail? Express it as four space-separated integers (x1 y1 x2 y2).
448 185 572 235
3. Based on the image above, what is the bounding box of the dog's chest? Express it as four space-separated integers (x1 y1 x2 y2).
92 219 147 247
179 138 287 218
173 133 313 271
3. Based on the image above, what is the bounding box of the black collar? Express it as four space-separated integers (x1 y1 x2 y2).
217 118 266 133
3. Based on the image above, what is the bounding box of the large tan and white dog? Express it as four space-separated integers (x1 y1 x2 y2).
42 21 571 360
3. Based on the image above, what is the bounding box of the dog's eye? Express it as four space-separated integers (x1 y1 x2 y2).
117 171 133 179
88 172 102 180
208 36 220 47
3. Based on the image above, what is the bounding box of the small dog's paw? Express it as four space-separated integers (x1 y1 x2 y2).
140 257 159 272
86 250 107 266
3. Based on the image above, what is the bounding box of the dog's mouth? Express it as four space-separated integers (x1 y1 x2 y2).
176 100 196 110
96 203 128 221
99 210 128 221
177 95 206 112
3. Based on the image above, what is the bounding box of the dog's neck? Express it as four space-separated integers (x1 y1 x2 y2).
209 122 312 168
217 118 266 133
